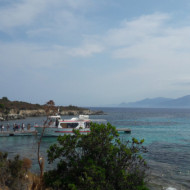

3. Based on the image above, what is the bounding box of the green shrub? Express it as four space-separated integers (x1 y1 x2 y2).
2 97 9 102
0 103 4 109
44 123 148 190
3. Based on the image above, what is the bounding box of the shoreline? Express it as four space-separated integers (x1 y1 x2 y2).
0 109 104 121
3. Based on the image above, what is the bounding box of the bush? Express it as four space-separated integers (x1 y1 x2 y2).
44 123 148 190
0 152 31 190
2 97 9 102
0 104 4 109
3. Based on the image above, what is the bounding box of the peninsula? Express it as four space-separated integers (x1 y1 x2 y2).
0 97 103 121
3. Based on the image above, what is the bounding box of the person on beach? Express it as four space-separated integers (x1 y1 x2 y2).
2 124 4 131
56 118 59 127
15 124 18 131
13 123 15 132
27 123 31 130
0 124 2 132
17 124 20 131
21 123 25 131
7 123 10 131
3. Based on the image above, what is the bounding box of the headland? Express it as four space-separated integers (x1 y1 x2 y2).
0 97 103 121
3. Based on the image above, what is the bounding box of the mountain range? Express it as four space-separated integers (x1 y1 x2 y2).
119 95 190 108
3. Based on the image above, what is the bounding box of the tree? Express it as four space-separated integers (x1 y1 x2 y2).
44 123 148 190
0 103 4 109
1 97 9 101
37 100 57 180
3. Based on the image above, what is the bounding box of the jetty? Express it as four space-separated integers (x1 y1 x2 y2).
116 128 131 133
0 130 37 137
0 128 131 137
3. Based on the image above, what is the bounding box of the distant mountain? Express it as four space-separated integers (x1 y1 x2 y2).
119 95 190 108
159 95 190 108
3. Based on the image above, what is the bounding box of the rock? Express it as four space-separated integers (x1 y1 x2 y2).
6 114 25 120
19 109 46 117
0 116 4 121
0 108 104 120
59 109 104 116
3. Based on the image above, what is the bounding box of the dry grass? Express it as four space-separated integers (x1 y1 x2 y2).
27 172 53 190
23 158 32 170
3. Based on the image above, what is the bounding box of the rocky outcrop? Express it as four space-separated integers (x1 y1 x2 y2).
0 114 4 121
0 98 104 121
0 109 104 121
19 109 46 117
5 114 25 120
59 109 104 116
1 109 46 120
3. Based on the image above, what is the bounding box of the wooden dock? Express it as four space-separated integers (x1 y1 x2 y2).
0 130 37 137
116 128 131 133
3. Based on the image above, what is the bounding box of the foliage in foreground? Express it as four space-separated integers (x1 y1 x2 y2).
44 123 148 190
0 152 32 190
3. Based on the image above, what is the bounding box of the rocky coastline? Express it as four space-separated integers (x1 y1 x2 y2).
0 109 104 121
0 97 104 121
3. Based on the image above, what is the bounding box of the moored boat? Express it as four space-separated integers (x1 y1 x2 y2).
34 115 105 136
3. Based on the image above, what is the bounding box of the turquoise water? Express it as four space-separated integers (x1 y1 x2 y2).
91 108 190 190
0 108 190 190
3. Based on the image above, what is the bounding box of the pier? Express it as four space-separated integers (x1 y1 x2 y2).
0 130 37 137
0 128 131 137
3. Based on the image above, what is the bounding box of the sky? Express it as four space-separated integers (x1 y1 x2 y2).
1 0 190 106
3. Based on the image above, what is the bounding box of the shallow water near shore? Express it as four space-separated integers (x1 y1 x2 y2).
0 108 190 190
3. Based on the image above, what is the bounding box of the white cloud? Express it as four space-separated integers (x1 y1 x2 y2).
67 43 104 57
63 0 93 10
0 0 93 33
0 42 69 68
2 9 190 104
84 12 190 100
105 13 170 47
0 0 48 30
101 13 190 71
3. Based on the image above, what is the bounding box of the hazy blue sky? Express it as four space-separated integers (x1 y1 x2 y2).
1 0 190 106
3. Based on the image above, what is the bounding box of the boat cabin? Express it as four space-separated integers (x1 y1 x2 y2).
47 115 91 129
58 115 91 129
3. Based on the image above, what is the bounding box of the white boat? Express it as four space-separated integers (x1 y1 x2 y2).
34 115 105 136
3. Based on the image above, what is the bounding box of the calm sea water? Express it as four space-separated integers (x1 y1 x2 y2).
0 108 190 190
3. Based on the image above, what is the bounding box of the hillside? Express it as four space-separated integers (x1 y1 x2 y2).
119 97 172 108
119 95 190 108
0 97 103 121
0 97 42 110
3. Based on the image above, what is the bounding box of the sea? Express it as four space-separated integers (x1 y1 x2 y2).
0 107 190 190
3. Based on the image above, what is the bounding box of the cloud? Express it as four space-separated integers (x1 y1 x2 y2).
0 0 93 36
0 41 105 69
2 11 190 71
0 0 47 30
62 0 93 10
105 13 170 47
67 43 105 57
103 13 190 66
2 8 190 104
0 42 69 68
93 12 190 86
